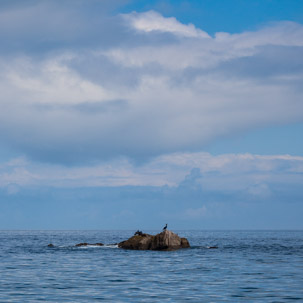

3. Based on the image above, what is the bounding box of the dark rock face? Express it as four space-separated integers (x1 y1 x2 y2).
118 233 153 250
118 230 190 251
181 238 190 248
75 242 104 247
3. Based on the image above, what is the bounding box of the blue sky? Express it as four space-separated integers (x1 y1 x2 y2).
0 0 303 229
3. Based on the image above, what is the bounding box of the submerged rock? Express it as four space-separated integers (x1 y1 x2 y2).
118 230 190 251
75 242 104 247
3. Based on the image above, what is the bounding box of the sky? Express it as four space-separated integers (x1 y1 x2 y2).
0 0 303 230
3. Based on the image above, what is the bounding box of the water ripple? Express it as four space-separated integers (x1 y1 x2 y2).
0 230 303 302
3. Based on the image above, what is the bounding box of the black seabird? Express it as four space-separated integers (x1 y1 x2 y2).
163 224 167 231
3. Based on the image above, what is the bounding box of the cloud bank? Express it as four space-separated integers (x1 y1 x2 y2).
0 4 303 164
1 153 302 192
1 152 303 229
1 2 302 230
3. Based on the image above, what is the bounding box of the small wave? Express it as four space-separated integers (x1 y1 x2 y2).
103 244 119 248
47 244 119 249
78 244 119 249
47 245 74 249
77 245 105 249
190 245 219 250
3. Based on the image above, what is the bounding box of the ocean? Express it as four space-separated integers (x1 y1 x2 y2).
0 230 302 302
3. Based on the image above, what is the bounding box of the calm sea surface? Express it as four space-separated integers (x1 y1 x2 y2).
0 230 302 302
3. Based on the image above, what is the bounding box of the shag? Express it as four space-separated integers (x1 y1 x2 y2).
163 224 167 231
134 230 143 236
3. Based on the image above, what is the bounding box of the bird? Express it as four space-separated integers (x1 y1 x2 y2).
163 224 167 231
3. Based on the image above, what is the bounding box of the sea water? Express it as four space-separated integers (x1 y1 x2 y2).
0 230 302 302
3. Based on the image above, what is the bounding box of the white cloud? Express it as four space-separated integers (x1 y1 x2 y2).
106 18 303 70
1 153 302 191
124 10 210 38
215 21 303 47
1 55 113 105
0 10 302 163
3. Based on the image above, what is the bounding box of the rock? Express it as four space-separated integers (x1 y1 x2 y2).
75 242 104 247
47 243 55 248
118 233 154 250
181 238 190 248
118 230 190 251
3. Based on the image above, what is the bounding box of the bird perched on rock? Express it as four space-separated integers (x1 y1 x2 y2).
163 224 167 231
134 230 143 236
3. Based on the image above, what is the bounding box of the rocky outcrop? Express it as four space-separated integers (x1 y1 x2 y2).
118 230 190 251
118 233 153 250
